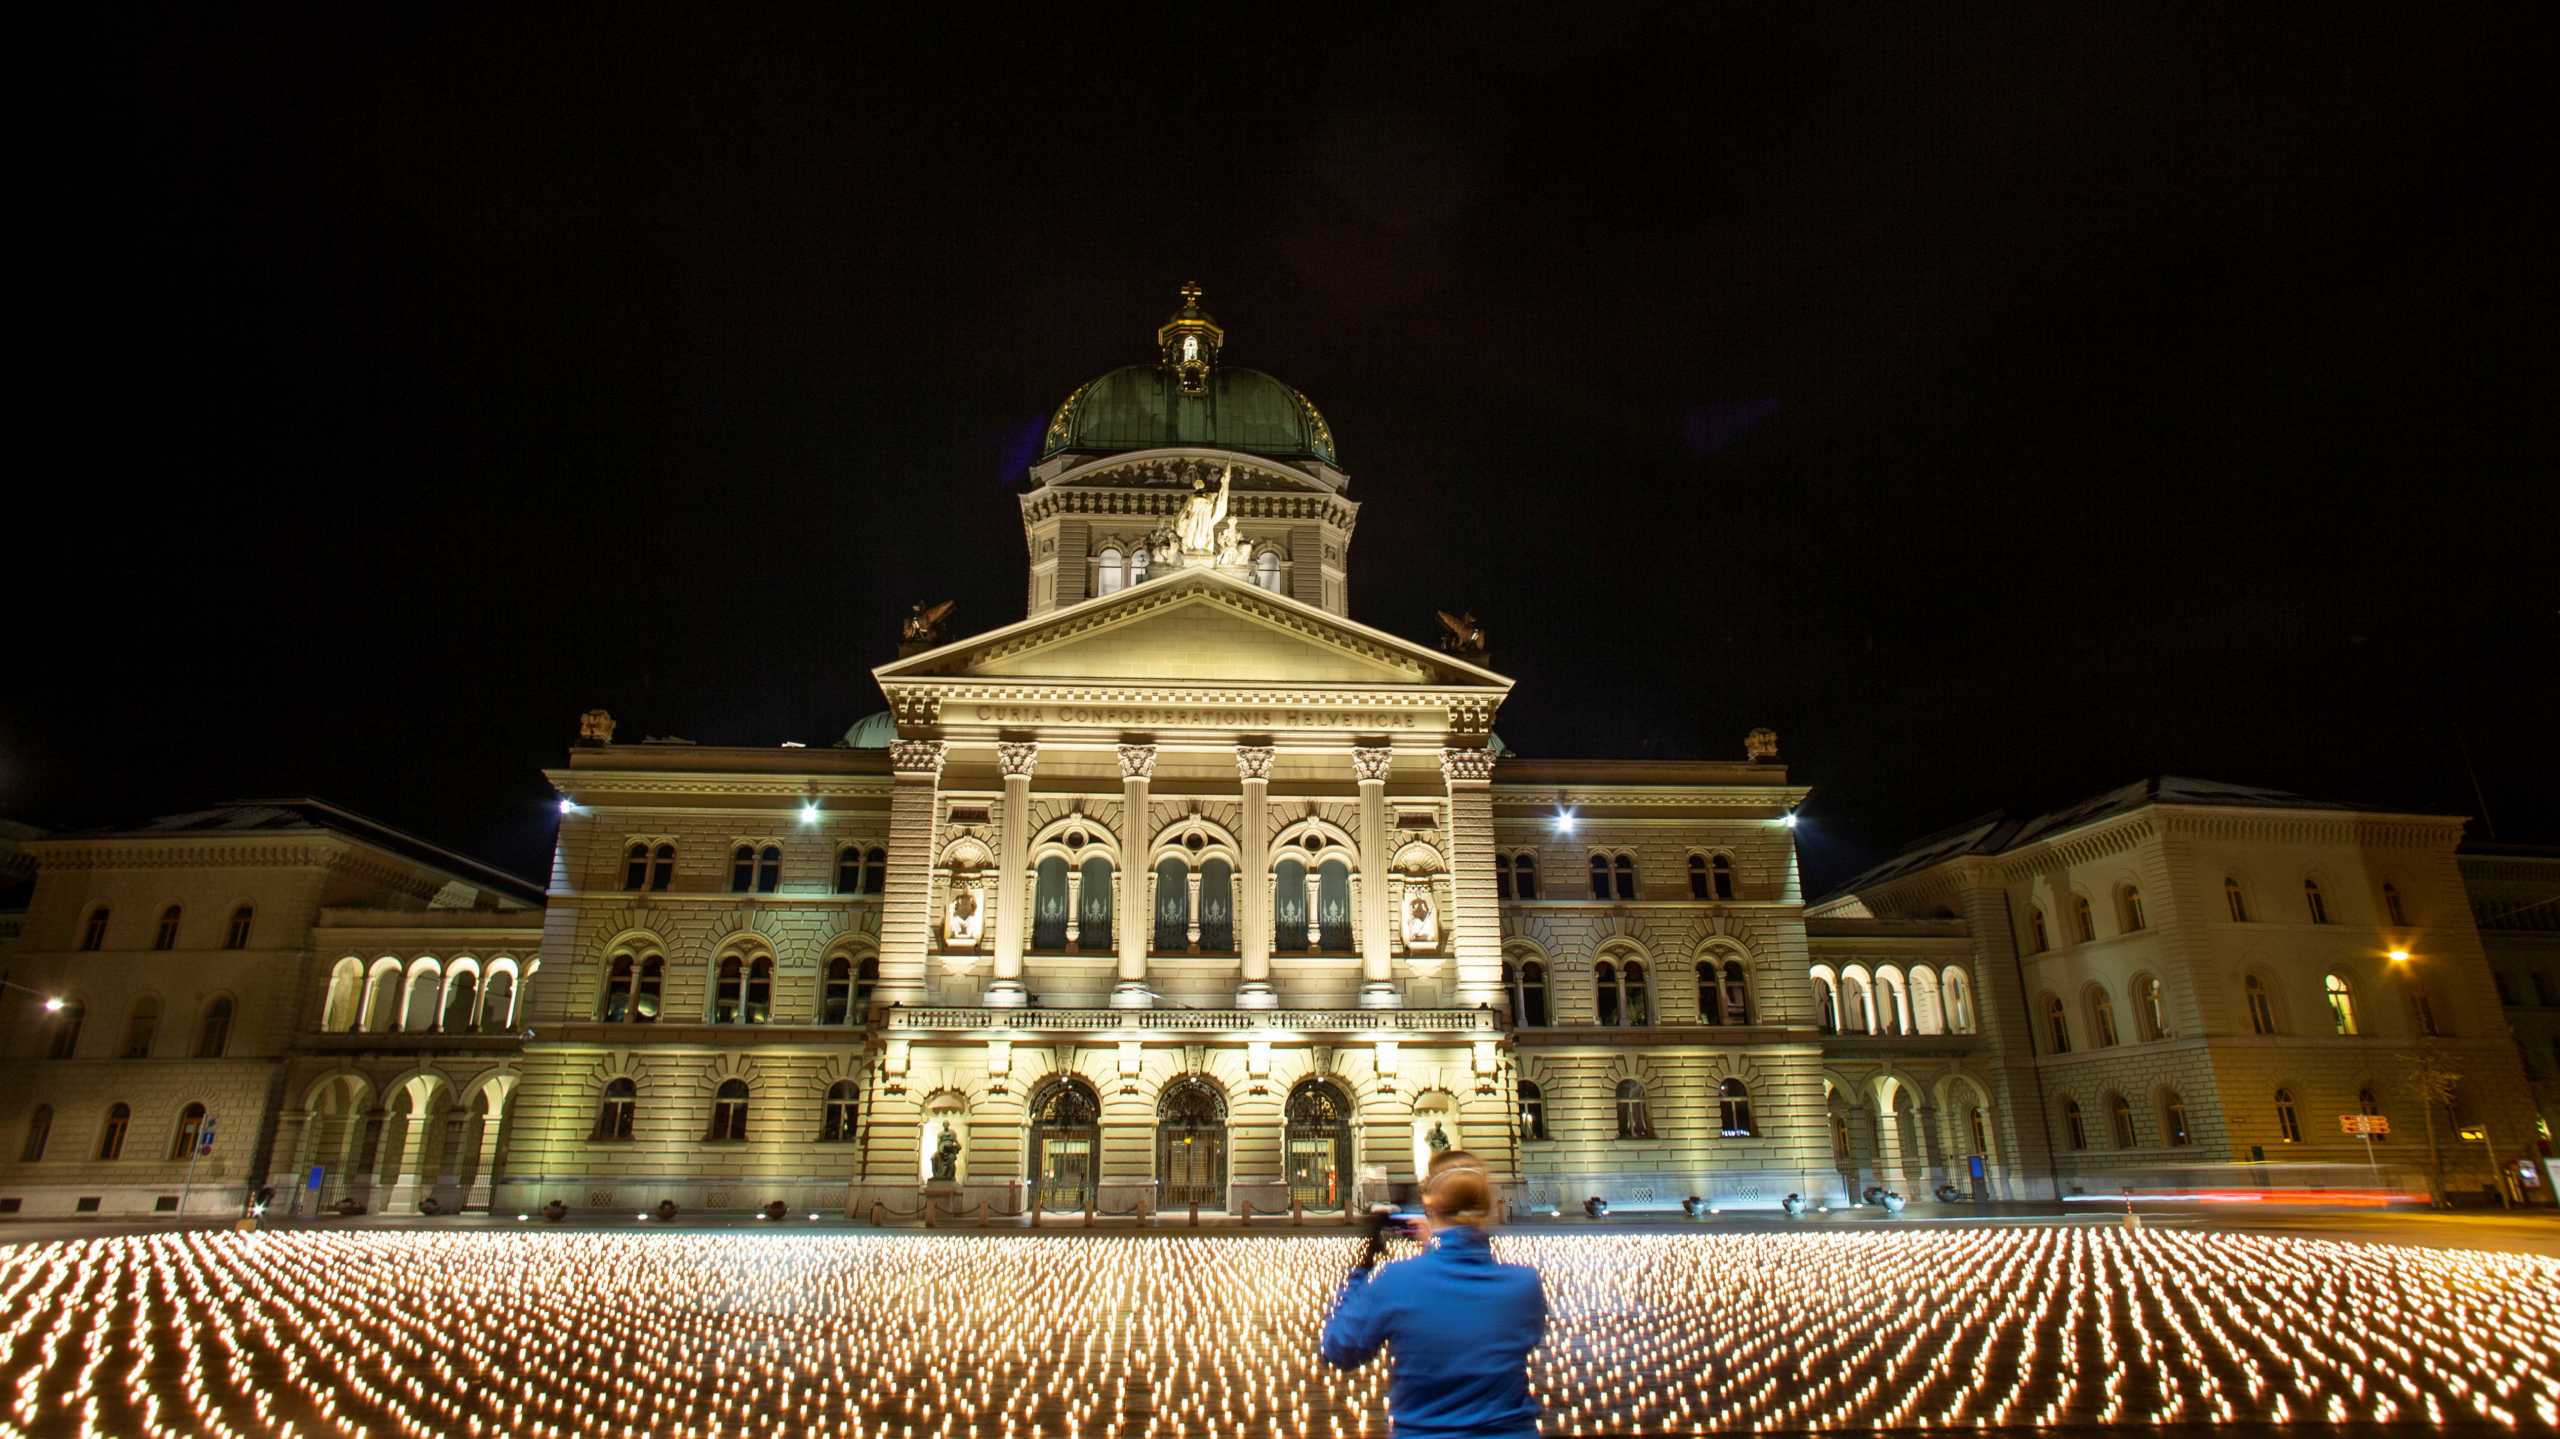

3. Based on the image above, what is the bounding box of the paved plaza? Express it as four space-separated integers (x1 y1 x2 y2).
1 1225 2554 1438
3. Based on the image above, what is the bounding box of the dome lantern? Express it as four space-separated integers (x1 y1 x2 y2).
1155 282 1224 394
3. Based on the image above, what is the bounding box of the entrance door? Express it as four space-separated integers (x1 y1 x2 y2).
1285 1079 1353 1211
1156 1076 1227 1209
1028 1077 1100 1213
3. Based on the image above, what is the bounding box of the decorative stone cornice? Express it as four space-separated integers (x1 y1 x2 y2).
2154 808 2465 853
553 773 895 800
1117 744 1158 781
1350 747 1394 783
1234 745 1276 782
1441 747 1497 784
887 689 943 729
889 740 948 777
1492 787 1804 811
996 742 1040 779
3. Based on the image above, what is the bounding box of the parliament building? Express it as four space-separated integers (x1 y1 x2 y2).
2 290 2549 1220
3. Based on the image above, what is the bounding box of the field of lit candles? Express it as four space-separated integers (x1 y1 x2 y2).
2 1226 2554 1438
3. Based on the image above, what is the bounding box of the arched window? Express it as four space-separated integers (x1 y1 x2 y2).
1513 854 1538 900
2041 993 2071 1054
1698 961 1723 1024
2088 987 2119 1048
2274 1088 2301 1143
2119 887 2147 932
1717 1078 1756 1137
442 970 479 1033
2073 896 2096 944
1613 854 1637 899
98 1103 131 1160
1688 855 1709 899
1033 856 1071 949
81 908 110 952
861 847 887 894
323 960 363 1032
1878 973 1908 1035
222 906 254 950
2027 905 2050 953
122 997 161 1059
820 1081 860 1142
1622 961 1650 1025
1813 973 1839 1033
836 847 865 894
1154 856 1192 952
730 845 756 893
1197 858 1235 952
1517 1080 1548 1140
2107 1092 2136 1149
599 953 664 1023
2303 878 2330 924
822 957 856 1025
649 844 675 891
1614 1079 1653 1139
1283 1079 1354 1212
1316 858 1353 950
364 965 401 1032
169 1103 208 1160
2383 882 2408 926
1942 969 1975 1032
401 968 440 1032
1127 547 1150 585
756 846 781 893
1504 957 1549 1028
1155 1076 1227 1210
1095 547 1124 596
1846 976 1876 1033
20 1104 50 1162
593 1078 637 1141
2245 974 2276 1035
2132 974 2167 1041
706 1079 751 1141
482 969 516 1031
1079 854 1116 949
154 906 182 951
1710 854 1734 899
1496 854 1514 901
1254 550 1282 592
47 1001 84 1060
196 997 233 1058
1032 1077 1105 1213
2161 1090 2190 1147
1589 855 1610 899
2324 973 2358 1035
1594 960 1620 1026
2063 1098 2087 1151
625 843 654 891
713 954 772 1024
2225 877 2249 922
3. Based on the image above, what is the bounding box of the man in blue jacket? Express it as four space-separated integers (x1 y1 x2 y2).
1320 1154 1546 1439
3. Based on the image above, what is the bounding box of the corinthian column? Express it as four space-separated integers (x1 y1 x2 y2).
1352 746 1398 1010
1112 744 1156 1009
1441 746 1503 1009
988 741 1039 1008
879 739 948 1007
1235 745 1276 1008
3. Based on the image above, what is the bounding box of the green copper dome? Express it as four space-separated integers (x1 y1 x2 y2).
1039 285 1339 465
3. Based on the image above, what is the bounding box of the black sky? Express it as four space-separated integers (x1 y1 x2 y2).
14 5 2556 892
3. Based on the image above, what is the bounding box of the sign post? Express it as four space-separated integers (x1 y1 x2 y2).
2341 1113 2389 1193
2456 1125 2510 1207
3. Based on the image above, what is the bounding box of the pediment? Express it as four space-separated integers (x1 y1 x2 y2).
1045 450 1336 494
877 568 1504 690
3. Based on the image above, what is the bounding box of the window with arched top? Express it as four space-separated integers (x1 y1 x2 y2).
1254 550 1282 592
712 954 773 1024
1613 854 1637 899
1813 973 1839 1033
2062 1098 2087 1151
2088 987 2119 1048
1589 854 1610 899
1717 1078 1756 1137
2304 878 2329 924
730 845 756 893
706 1079 751 1141
593 1078 637 1140
835 847 864 894
756 846 781 893
1689 854 1709 899
2119 886 2147 932
98 1103 131 1160
822 957 856 1025
196 997 233 1058
2073 896 2096 944
1081 854 1118 949
2132 974 2167 1042
122 998 160 1060
1614 1079 1653 1139
154 906 181 951
1095 547 1125 596
2244 973 2276 1035
2274 1088 2301 1143
80 908 110 952
1593 960 1620 1026
599 953 664 1023
1197 857 1235 952
2383 882 2408 927
1154 855 1192 952
1127 547 1150 585
2224 876 2249 922
223 905 253 950
49 1001 85 1060
1517 1080 1548 1140
2041 993 2071 1054
1513 853 1539 900
1623 961 1651 1025
860 847 886 894
169 1103 208 1160
1942 968 1975 1033
1504 957 1549 1028
2027 905 2050 954
482 968 517 1031
2107 1092 2136 1149
820 1081 860 1143
625 843 653 890
2161 1090 2190 1147
2324 973 2358 1035
20 1104 50 1162
1710 854 1735 899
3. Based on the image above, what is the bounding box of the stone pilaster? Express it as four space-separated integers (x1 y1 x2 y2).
990 742 1039 1007
1441 746 1503 1009
879 740 948 1007
1236 746 1276 1007
1114 744 1156 1008
1353 746 1397 1009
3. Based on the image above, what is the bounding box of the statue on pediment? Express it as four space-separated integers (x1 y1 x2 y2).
1175 465 1232 555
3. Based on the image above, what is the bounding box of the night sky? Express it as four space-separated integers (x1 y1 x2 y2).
17 7 2555 893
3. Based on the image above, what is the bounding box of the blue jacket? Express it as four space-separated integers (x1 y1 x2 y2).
1320 1226 1546 1439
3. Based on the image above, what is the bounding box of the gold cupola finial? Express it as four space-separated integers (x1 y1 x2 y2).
1156 281 1225 394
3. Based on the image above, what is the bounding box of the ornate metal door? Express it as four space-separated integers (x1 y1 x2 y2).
1156 1077 1227 1209
1029 1078 1100 1212
1285 1079 1353 1211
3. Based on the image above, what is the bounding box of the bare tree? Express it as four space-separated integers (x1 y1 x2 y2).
2402 1049 2462 1208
